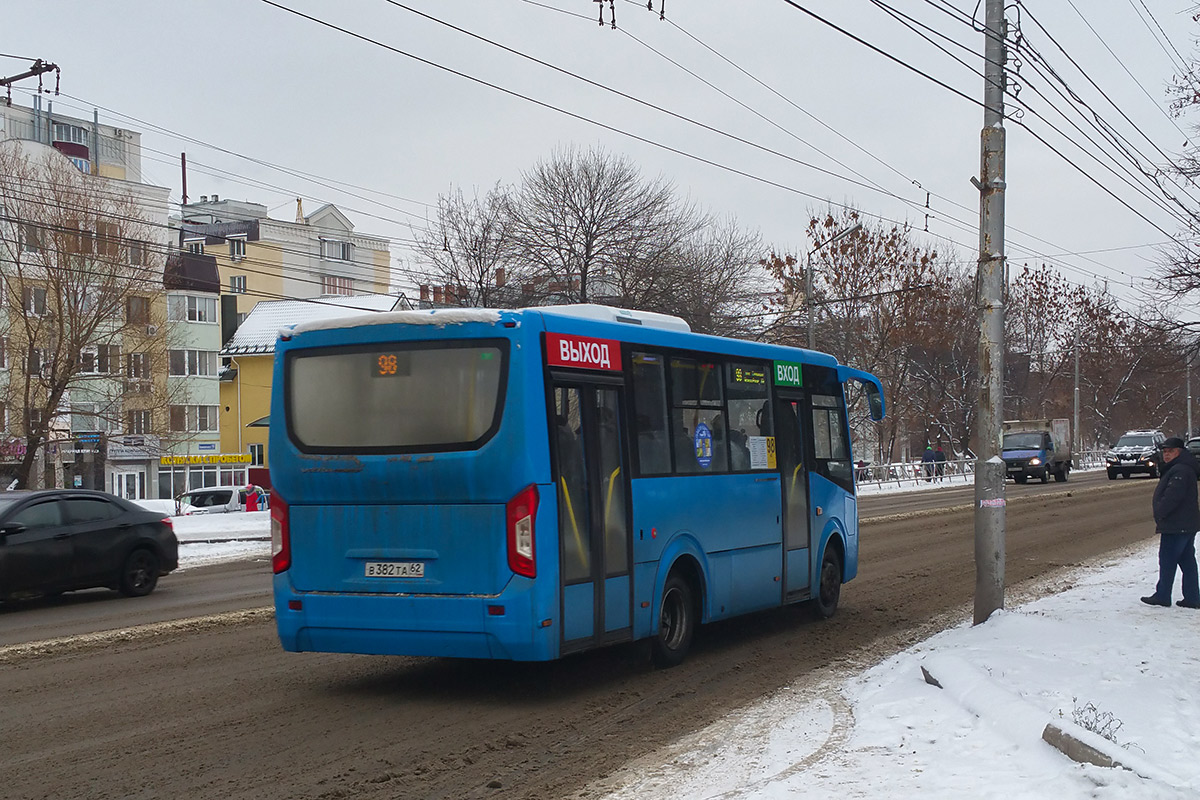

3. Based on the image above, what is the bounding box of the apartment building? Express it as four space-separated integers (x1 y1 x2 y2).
1 103 170 496
179 197 393 324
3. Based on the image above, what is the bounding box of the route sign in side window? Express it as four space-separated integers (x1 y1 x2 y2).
726 362 772 471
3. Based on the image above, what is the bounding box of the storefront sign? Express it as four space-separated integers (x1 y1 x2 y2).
160 454 253 466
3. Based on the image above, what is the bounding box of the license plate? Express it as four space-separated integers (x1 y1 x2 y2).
364 561 424 578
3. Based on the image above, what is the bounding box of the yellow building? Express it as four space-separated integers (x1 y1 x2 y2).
218 294 408 483
180 198 393 323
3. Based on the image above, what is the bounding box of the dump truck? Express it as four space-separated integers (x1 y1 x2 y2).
1001 418 1073 483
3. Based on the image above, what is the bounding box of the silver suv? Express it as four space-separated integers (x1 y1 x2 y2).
1105 429 1166 480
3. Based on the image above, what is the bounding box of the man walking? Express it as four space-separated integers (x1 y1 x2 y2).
1141 437 1200 608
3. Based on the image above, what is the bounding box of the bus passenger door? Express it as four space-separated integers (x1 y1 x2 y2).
552 381 633 653
774 393 811 598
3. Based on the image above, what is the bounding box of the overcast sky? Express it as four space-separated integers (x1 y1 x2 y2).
5 1 1197 307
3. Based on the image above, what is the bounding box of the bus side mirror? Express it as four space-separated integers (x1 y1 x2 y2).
863 382 884 421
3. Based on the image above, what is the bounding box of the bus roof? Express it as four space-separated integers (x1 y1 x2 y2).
280 303 868 379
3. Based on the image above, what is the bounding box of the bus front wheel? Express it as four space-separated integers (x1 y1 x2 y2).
651 574 695 668
814 546 843 619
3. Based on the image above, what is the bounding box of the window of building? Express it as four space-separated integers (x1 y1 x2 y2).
79 348 98 374
229 275 247 294
28 407 44 429
249 443 265 467
127 410 151 435
21 223 43 253
127 351 150 379
228 235 246 260
321 274 353 296
52 122 88 145
321 239 353 261
27 347 46 377
168 295 217 323
97 221 121 257
191 296 217 322
126 295 150 324
184 238 204 255
72 403 100 433
0 337 7 370
170 405 220 432
66 220 95 255
169 349 217 377
129 239 147 266
0 403 6 433
98 344 121 374
23 286 48 316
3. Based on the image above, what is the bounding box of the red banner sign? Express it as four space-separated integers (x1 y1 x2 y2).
546 333 622 371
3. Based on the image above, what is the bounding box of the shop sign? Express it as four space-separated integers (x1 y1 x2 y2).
160 454 253 466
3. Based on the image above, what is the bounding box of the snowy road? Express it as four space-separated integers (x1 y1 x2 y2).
0 476 1160 800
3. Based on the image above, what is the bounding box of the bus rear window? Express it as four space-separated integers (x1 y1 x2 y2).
286 341 507 451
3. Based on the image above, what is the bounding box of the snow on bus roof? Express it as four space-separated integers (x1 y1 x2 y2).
288 308 504 337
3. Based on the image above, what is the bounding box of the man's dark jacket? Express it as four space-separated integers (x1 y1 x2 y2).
1153 449 1200 534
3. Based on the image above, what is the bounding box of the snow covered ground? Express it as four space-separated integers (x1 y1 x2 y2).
146 479 1200 798
592 541 1199 799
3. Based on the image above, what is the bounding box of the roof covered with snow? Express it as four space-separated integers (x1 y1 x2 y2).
220 294 407 356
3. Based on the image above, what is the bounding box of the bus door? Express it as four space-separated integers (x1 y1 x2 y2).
550 378 632 653
774 391 812 599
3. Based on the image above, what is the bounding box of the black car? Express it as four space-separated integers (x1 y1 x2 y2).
0 489 178 602
1187 437 1200 459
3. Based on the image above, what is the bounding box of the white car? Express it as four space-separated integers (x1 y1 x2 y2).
176 486 264 515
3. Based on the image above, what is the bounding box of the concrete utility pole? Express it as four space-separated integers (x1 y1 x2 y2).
972 0 1008 625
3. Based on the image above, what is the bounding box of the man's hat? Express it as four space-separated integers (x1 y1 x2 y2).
1162 436 1186 449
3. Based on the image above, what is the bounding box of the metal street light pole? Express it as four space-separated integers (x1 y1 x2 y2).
806 222 863 349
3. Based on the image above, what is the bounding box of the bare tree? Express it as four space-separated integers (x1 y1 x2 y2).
505 145 698 304
0 141 173 488
410 184 523 308
766 206 952 461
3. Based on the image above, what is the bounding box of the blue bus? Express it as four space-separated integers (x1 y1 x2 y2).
269 304 884 666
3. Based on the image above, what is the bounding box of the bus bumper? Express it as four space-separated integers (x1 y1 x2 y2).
273 573 557 661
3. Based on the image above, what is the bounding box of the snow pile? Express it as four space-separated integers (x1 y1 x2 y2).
596 541 1200 799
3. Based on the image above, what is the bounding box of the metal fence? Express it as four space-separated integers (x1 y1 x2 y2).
853 449 1109 490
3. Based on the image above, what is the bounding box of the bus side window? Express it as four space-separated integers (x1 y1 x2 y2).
631 352 671 475
669 357 727 474
726 362 771 471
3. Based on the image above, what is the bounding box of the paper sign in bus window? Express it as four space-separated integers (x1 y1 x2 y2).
748 436 777 469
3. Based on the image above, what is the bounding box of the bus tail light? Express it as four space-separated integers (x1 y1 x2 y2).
506 484 539 578
271 493 291 574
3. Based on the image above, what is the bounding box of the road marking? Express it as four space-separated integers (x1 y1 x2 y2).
0 606 274 664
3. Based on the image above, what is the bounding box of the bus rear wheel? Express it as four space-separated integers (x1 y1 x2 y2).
814 546 843 619
651 574 695 668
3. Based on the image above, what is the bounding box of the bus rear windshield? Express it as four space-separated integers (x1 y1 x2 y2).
286 341 506 452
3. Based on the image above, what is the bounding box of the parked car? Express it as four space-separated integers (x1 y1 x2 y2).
1187 437 1200 459
0 489 178 601
1105 429 1166 479
176 485 266 515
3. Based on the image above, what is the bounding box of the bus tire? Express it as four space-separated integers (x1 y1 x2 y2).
814 545 843 620
651 573 695 669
